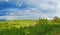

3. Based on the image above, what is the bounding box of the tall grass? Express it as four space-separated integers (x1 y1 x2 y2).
0 17 60 35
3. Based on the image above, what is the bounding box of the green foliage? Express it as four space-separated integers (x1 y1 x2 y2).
0 24 60 35
0 28 25 35
36 18 49 26
0 17 60 35
53 16 60 23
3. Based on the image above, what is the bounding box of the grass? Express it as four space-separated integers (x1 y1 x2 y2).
0 20 36 30
0 20 60 35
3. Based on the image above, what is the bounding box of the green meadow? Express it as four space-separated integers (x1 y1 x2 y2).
0 16 60 35
0 20 36 30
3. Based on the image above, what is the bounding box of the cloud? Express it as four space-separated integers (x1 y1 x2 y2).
0 0 60 20
40 3 55 10
26 0 60 18
0 8 49 20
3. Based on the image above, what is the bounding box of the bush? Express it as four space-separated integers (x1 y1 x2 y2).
0 28 25 35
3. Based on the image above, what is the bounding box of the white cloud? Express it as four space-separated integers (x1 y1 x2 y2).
25 0 60 18
40 3 55 10
1 0 60 20
50 0 60 18
0 7 49 20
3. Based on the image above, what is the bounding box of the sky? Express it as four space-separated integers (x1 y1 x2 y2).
0 0 60 20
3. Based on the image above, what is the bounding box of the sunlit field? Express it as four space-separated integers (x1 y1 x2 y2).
0 20 37 30
0 17 60 35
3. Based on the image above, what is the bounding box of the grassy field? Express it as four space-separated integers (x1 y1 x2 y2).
0 19 60 35
0 20 37 30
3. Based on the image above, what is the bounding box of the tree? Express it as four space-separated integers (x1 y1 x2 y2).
53 16 60 23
